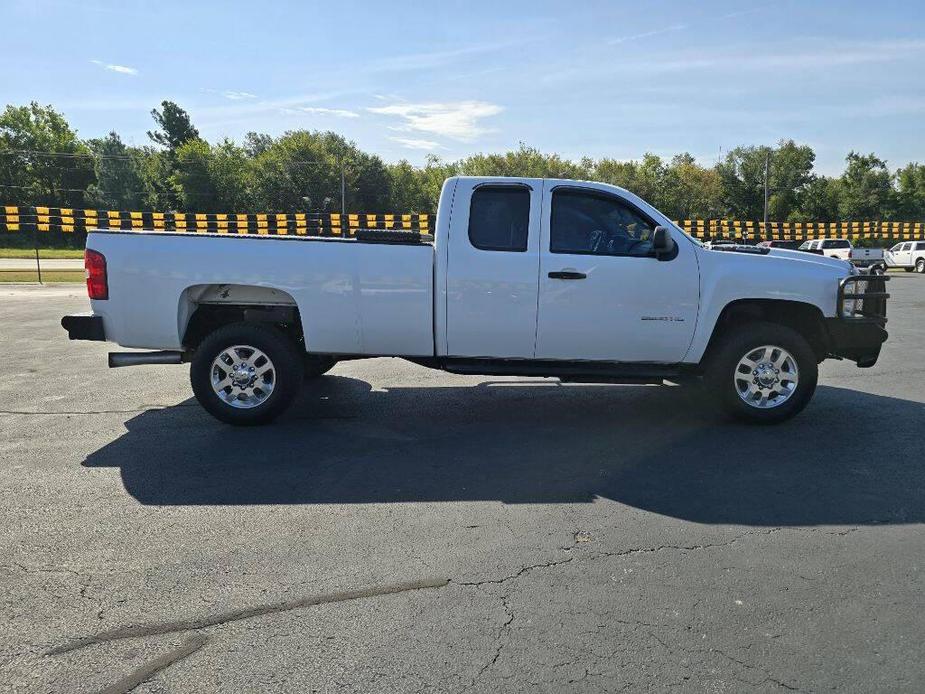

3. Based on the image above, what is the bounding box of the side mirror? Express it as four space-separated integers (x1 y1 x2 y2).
652 226 676 260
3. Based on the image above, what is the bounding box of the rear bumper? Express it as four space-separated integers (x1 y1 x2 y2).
61 313 106 341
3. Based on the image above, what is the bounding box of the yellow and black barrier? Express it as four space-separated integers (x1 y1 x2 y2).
1 205 923 241
675 219 924 241
0 206 431 237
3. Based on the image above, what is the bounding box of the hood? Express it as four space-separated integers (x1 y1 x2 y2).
764 247 853 273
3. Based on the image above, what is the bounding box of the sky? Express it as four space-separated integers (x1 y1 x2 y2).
2 0 924 175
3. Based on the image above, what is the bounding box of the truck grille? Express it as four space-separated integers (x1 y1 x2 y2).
837 275 889 324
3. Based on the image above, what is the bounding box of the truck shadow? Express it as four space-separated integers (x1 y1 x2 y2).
82 375 925 525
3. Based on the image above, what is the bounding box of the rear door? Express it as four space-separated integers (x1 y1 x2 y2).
444 179 542 358
534 182 699 363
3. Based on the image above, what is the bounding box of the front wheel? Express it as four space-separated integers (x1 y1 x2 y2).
704 321 818 424
190 322 304 425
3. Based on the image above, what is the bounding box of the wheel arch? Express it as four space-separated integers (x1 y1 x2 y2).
699 299 829 367
178 283 304 351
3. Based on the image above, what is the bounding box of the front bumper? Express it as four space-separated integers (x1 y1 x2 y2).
825 319 887 368
61 313 106 341
827 275 889 367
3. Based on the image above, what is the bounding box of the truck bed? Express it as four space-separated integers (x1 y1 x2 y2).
86 230 436 356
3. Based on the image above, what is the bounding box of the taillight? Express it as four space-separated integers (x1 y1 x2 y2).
85 249 108 300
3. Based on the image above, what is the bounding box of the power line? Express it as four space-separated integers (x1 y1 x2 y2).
0 148 336 167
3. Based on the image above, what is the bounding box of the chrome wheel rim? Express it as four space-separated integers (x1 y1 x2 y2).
210 344 275 409
734 345 799 409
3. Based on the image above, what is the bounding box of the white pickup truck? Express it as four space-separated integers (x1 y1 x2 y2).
62 177 890 425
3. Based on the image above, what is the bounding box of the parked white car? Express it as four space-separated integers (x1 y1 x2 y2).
62 176 890 426
799 238 853 260
885 240 925 273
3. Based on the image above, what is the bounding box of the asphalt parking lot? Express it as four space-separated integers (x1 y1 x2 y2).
1 276 924 693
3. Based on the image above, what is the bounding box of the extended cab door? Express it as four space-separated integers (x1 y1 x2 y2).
534 182 699 363
443 178 542 358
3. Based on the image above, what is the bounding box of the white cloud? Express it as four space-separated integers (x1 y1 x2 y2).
222 90 257 100
90 59 138 75
299 106 360 118
609 24 686 45
368 101 503 141
389 137 443 151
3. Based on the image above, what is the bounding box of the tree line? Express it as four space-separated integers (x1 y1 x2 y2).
2 100 924 221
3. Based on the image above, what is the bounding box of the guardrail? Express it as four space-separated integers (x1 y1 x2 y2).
2 206 923 241
0 206 431 236
677 219 924 241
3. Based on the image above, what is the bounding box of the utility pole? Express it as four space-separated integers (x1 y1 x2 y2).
763 150 770 227
340 166 346 216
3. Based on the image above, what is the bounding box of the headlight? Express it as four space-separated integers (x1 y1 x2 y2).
843 279 868 316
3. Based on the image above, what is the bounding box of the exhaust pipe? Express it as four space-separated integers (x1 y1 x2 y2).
108 351 184 368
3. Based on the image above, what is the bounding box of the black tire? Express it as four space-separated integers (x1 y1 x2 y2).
704 321 818 424
872 263 886 275
190 322 304 425
304 354 337 379
916 258 925 274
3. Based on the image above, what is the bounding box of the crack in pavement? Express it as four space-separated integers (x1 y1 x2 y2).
47 578 448 656
97 634 208 694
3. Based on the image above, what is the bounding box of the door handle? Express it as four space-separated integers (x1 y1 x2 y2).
548 271 587 280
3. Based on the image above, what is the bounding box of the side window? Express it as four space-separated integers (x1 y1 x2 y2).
468 186 530 252
916 242 925 251
550 189 656 257
890 243 902 252
901 243 912 251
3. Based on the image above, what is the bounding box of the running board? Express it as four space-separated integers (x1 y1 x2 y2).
427 357 685 383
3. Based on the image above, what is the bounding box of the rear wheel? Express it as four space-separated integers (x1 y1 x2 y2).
190 322 303 425
705 321 818 424
916 258 925 274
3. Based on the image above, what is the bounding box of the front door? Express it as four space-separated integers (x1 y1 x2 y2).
534 182 699 363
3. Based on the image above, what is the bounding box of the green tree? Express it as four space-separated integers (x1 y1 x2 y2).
665 153 724 220
766 140 815 220
147 101 199 151
895 162 925 220
0 102 95 207
86 132 146 209
458 143 589 179
717 140 815 220
838 152 894 219
252 130 391 212
173 138 254 212
793 176 841 221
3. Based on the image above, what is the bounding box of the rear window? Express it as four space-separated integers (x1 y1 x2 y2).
823 240 850 249
468 186 530 252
